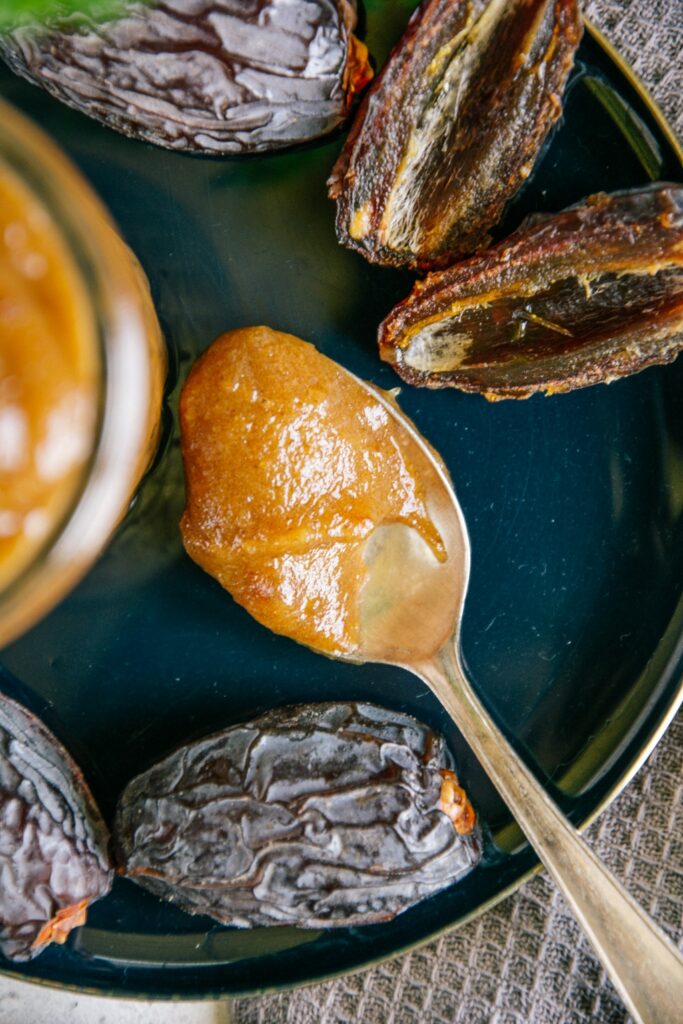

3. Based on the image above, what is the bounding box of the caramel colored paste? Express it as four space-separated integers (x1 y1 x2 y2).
0 165 97 588
180 327 443 657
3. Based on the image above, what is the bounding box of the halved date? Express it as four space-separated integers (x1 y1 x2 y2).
0 693 112 961
328 0 581 269
115 702 479 928
0 1 372 154
379 184 683 398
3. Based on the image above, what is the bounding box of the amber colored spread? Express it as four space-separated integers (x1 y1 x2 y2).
180 327 443 657
0 164 97 588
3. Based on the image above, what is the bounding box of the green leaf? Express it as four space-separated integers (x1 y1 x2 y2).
0 0 134 31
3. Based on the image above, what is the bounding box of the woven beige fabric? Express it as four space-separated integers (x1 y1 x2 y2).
233 3 683 1021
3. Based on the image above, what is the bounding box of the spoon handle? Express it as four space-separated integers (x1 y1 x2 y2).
417 643 683 1024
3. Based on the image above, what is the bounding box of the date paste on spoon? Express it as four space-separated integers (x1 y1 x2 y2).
179 326 445 658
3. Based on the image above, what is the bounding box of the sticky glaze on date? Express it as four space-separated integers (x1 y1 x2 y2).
115 702 479 928
379 184 683 398
0 693 112 961
0 1 372 154
328 0 582 269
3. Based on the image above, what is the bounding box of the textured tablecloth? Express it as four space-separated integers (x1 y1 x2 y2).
233 3 683 1022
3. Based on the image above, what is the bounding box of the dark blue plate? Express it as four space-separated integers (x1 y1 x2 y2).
0 8 682 998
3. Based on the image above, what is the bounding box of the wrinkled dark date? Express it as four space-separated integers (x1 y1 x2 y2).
115 703 479 928
0 1 371 154
329 0 582 269
378 184 683 398
0 694 112 961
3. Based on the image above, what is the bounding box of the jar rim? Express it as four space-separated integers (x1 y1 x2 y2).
0 97 164 648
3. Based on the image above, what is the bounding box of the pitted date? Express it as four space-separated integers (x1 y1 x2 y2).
328 0 581 269
0 693 112 961
115 702 479 928
0 1 372 154
378 184 683 398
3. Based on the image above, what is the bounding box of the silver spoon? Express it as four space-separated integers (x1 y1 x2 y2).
344 378 683 1024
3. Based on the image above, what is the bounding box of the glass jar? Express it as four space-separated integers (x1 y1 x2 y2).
0 98 165 647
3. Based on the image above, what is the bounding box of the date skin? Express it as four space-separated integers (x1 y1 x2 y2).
115 703 480 929
0 1 372 155
329 0 582 270
0 693 112 962
379 184 683 398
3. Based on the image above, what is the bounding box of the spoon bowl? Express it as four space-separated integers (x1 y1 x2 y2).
358 386 468 664
343 373 683 1024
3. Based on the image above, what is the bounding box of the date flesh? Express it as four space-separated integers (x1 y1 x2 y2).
115 703 479 928
0 693 112 961
0 1 372 154
379 185 683 398
328 0 582 269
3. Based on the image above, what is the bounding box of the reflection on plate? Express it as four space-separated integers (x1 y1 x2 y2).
0 10 682 999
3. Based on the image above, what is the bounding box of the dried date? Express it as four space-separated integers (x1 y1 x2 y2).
114 702 479 928
0 1 372 154
378 184 683 398
328 0 582 269
0 693 112 961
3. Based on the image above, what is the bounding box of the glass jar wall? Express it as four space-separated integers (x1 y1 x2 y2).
0 98 165 647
